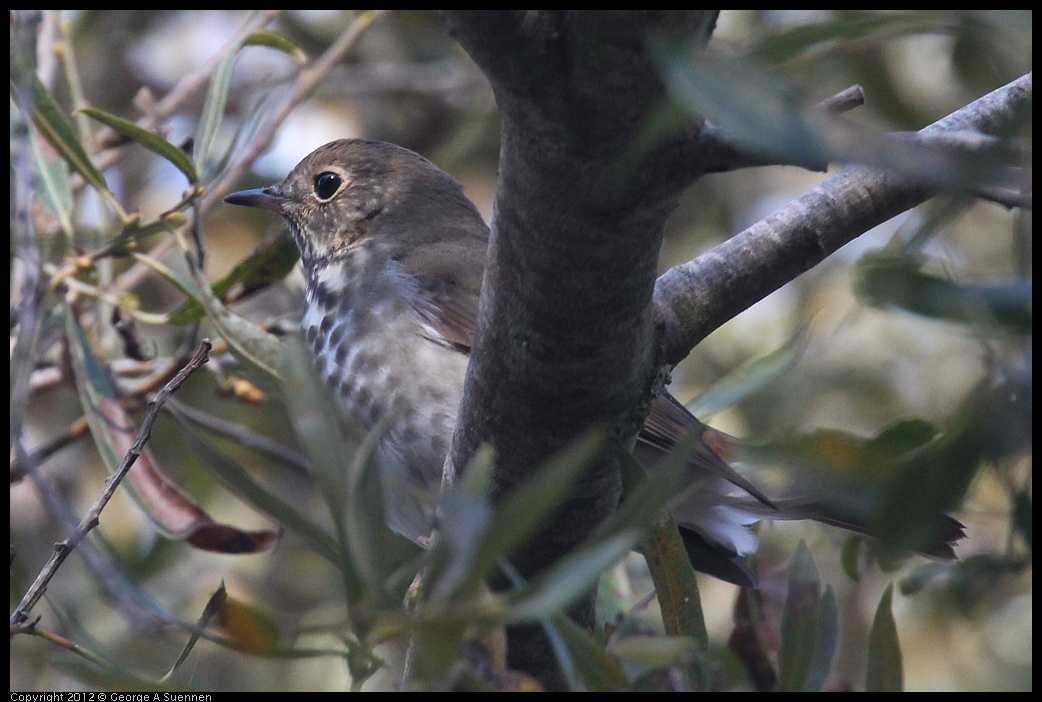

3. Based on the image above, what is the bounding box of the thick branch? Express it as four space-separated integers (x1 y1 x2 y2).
442 11 718 687
655 72 1032 367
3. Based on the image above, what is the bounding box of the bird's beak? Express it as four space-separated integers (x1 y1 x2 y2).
223 187 286 214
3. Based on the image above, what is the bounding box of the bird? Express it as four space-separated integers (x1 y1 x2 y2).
225 138 963 587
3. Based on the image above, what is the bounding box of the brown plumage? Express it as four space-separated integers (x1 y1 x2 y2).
226 138 963 587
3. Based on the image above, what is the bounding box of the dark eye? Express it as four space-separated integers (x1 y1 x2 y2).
314 172 342 200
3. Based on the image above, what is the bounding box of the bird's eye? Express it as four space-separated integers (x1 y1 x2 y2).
314 172 342 200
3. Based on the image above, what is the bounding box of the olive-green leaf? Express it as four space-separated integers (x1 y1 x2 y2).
686 323 808 417
195 31 304 177
241 30 307 62
506 532 639 624
177 417 338 564
166 234 299 324
29 130 74 237
778 542 838 691
80 107 199 184
551 613 629 692
855 252 1031 333
22 74 110 197
866 583 903 692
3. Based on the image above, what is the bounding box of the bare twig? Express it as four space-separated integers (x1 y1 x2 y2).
15 435 183 633
10 340 212 630
816 84 865 115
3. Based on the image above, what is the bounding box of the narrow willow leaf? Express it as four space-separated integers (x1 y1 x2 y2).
686 323 808 417
506 532 639 624
176 418 339 564
622 448 707 652
431 429 605 603
97 397 280 553
80 107 199 184
64 305 278 552
241 30 307 62
277 336 366 591
24 74 111 198
639 514 708 649
855 252 1031 333
195 31 304 177
650 39 831 169
130 251 207 305
551 614 629 691
174 230 283 379
778 542 822 692
161 582 228 682
166 234 299 324
746 11 958 65
29 130 74 236
805 586 838 692
866 584 903 692
877 377 1026 555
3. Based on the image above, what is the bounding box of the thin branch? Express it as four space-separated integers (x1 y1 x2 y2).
816 84 866 115
16 436 185 633
10 340 212 630
655 72 1032 367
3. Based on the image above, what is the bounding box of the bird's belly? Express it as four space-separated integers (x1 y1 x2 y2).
302 295 467 540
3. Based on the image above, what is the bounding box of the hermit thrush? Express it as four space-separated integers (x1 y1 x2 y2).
225 139 962 586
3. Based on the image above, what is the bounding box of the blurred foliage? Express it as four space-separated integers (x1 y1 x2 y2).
10 10 1030 692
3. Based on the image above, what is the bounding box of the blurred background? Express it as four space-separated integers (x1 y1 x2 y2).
11 10 1031 691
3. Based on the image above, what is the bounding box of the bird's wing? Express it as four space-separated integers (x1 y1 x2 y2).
400 234 775 512
399 235 485 353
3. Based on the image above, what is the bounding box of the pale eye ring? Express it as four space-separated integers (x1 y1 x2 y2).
314 172 342 200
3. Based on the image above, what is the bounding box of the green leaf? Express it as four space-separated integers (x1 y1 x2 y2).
195 31 304 178
506 531 639 624
551 614 629 692
22 74 111 199
746 11 959 65
877 375 1028 555
241 30 307 62
855 252 1032 333
161 582 227 682
611 635 699 670
428 429 605 603
29 129 74 237
808 586 838 691
64 305 278 553
167 234 300 324
686 323 808 417
276 338 418 608
639 514 709 650
866 583 904 692
173 229 283 379
650 39 832 169
177 418 339 563
91 211 188 258
622 449 707 657
778 542 836 691
80 107 199 184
